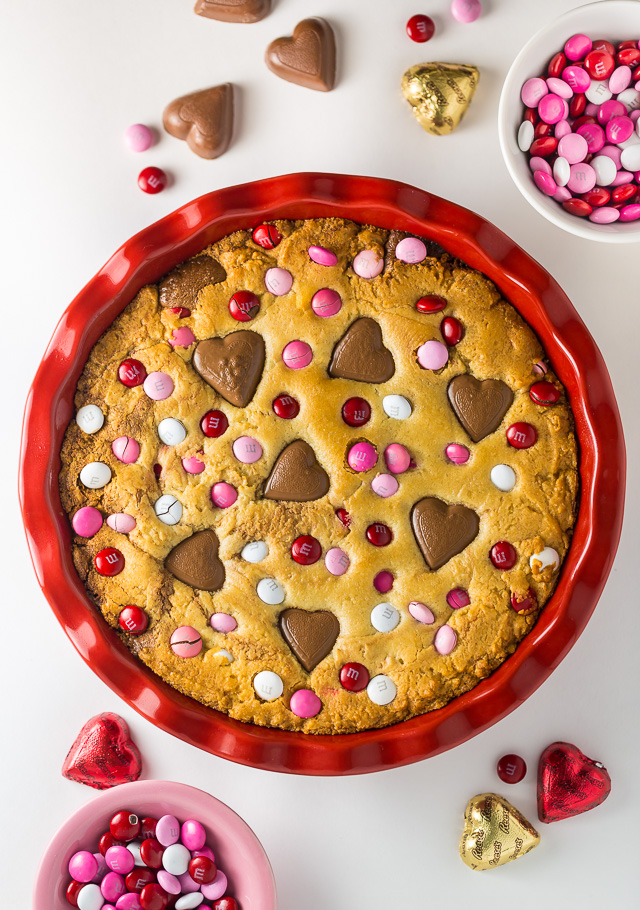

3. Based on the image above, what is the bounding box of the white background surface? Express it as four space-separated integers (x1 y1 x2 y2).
2 1 638 907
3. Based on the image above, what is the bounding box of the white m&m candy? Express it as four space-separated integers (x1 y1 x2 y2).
76 405 104 435
253 670 283 700
530 546 560 572
158 418 187 446
382 395 412 419
256 577 285 605
367 674 397 705
371 602 400 633
241 541 268 563
490 464 516 492
154 494 183 525
79 462 111 489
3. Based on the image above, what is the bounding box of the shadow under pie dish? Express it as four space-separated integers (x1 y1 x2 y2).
21 174 625 773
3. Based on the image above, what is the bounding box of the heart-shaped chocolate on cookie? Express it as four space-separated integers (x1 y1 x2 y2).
193 330 265 407
165 529 225 591
265 17 336 92
329 318 395 384
159 255 226 309
459 793 540 871
448 374 514 442
412 496 479 570
194 0 271 23
264 440 330 502
279 608 340 672
163 84 234 159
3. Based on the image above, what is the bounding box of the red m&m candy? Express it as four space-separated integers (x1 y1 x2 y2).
228 290 260 322
584 50 615 80
366 523 393 547
252 223 282 249
140 838 164 869
530 381 560 405
272 394 300 418
291 535 322 565
416 294 446 313
140 882 169 910
169 306 191 318
406 14 435 43
99 832 123 856
126 868 155 893
118 358 147 387
339 662 370 691
373 570 394 593
138 166 167 194
441 316 464 345
511 589 537 614
118 606 148 634
188 855 217 884
490 541 517 570
547 52 567 78
213 900 239 910
562 198 592 217
507 422 537 449
95 548 125 577
66 881 83 906
336 508 351 528
200 409 228 438
497 753 527 783
342 397 371 427
110 810 141 842
141 818 158 840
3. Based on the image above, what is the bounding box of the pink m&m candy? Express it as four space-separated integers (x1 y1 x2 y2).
395 236 427 263
445 443 470 464
325 547 350 576
408 601 435 624
353 249 383 278
371 473 399 497
123 124 153 152
211 482 238 508
589 206 620 223
374 570 394 593
347 441 377 472
576 122 605 153
619 203 640 221
201 870 228 902
546 77 573 99
538 93 565 124
72 506 103 538
290 689 322 718
434 624 458 655
311 288 342 317
417 339 449 370
169 326 196 348
598 99 626 125
107 513 136 533
170 627 202 659
282 340 313 369
558 132 588 163
609 65 632 94
564 34 592 62
101 871 127 902
533 170 557 195
606 114 634 143
182 454 205 474
210 613 237 633
567 162 597 193
105 845 135 875
384 443 411 474
562 65 590 93
450 0 481 24
232 436 262 463
143 371 173 401
180 819 206 851
308 245 338 266
447 587 471 609
264 267 293 296
69 851 99 883
112 436 140 464
521 77 548 107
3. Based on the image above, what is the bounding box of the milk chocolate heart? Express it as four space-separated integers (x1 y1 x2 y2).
264 440 330 502
165 530 225 591
448 374 514 442
279 608 340 672
159 255 226 309
62 713 142 790
537 741 611 823
329 318 395 384
193 331 265 407
194 0 271 23
265 18 336 92
402 62 479 136
459 793 540 871
412 496 479 570
163 84 234 159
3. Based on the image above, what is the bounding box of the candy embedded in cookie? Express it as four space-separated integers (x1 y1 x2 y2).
279 608 340 672
447 374 514 442
165 530 225 591
411 496 480 570
329 318 395 383
264 440 330 502
159 255 226 308
193 331 265 407
163 84 234 160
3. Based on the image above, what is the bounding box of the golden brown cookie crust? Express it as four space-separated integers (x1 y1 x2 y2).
59 218 578 734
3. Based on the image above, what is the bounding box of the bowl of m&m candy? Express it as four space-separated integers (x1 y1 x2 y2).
33 780 276 910
499 0 640 240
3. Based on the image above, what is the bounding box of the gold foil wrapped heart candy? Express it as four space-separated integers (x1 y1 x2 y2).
402 63 479 135
460 793 540 871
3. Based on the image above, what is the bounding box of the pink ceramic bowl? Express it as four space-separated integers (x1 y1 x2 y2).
33 779 276 909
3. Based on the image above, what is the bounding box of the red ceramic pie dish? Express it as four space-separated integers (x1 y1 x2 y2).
20 173 625 775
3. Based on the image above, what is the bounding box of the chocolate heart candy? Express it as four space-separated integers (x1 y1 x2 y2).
448 374 514 442
266 17 336 92
460 793 540 871
159 255 226 309
193 330 265 407
194 0 271 23
537 741 611 823
279 608 340 672
264 440 330 502
62 713 142 790
412 496 479 570
163 83 234 159
402 62 480 136
165 529 225 591
329 318 395 384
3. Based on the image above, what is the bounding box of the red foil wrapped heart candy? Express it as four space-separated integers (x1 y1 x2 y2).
537 741 611 823
62 713 142 790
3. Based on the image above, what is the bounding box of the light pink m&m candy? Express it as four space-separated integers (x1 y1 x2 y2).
308 245 337 266
232 436 262 463
610 65 632 95
325 547 350 576
347 441 377 472
107 513 136 533
589 206 620 223
311 288 342 317
445 443 470 464
417 339 449 370
201 871 228 902
395 236 427 263
521 77 548 107
156 871 181 895
409 601 435 624
546 77 573 99
282 340 313 369
384 443 411 474
169 627 202 659
451 0 481 24
112 436 140 464
434 624 458 655
123 123 153 152
264 267 292 296
290 689 322 718
371 473 399 497
182 454 205 474
211 482 238 508
169 326 196 348
143 371 173 401
558 132 588 163
210 613 237 633
529 156 552 175
567 162 596 193
180 819 206 851
72 506 103 538
353 249 383 278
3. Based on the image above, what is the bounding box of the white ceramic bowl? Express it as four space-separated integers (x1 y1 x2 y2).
498 0 640 242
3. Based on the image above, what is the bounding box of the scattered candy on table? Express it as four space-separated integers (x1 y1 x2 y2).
459 793 540 870
163 84 234 159
406 14 435 43
450 0 482 24
537 741 611 822
123 124 154 152
402 62 480 135
138 167 167 195
265 18 336 92
62 714 142 790
497 753 527 784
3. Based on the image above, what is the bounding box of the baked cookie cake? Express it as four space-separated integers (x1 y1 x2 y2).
59 217 578 733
